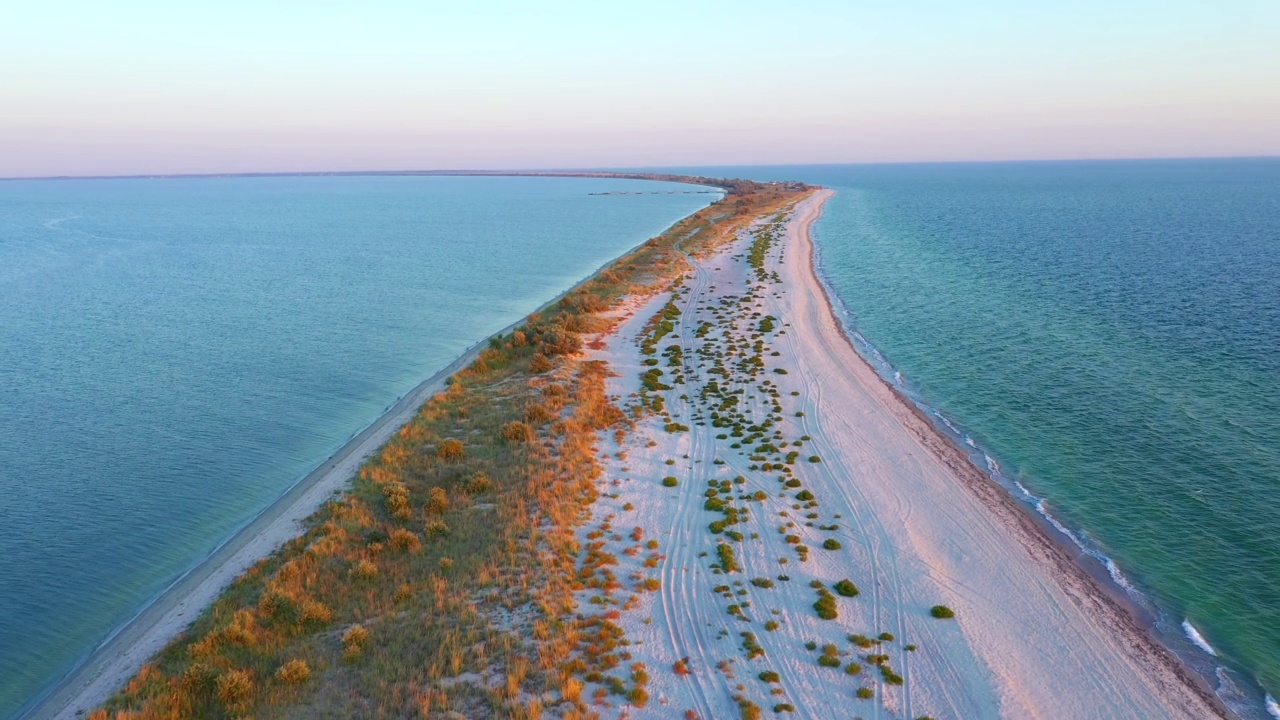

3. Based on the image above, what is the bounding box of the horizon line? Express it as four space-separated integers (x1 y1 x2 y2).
2 154 1277 182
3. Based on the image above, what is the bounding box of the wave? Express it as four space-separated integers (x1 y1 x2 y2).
1182 619 1218 656
41 215 80 230
1266 693 1280 719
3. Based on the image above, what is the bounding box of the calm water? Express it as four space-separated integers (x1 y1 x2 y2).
715 160 1277 717
0 175 714 718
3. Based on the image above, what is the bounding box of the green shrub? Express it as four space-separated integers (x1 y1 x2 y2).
717 543 740 572
856 687 874 700
758 670 781 683
822 538 842 550
930 605 955 619
833 579 859 597
813 592 837 620
662 476 679 487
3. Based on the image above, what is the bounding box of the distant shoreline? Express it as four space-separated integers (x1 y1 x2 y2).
3 156 1278 183
21 172 728 720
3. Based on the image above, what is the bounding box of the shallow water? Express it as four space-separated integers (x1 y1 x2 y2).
749 160 1279 717
0 174 714 717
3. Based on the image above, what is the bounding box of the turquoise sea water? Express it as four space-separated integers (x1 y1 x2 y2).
704 160 1278 718
0 175 714 718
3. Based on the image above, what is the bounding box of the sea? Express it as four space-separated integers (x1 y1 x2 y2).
710 159 1278 718
0 174 716 718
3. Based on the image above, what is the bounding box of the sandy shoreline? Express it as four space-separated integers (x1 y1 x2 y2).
791 190 1230 717
19 196 718 720
576 188 1226 718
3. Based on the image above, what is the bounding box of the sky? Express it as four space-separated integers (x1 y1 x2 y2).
2 0 1278 177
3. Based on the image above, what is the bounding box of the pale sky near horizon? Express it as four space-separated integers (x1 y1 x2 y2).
2 0 1278 177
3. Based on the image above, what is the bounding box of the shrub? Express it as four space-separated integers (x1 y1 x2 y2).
182 663 219 696
501 421 535 443
856 687 874 700
389 527 421 552
627 686 650 708
426 487 449 514
662 476 679 487
813 592 837 620
930 605 955 619
299 600 332 628
808 456 821 463
717 543 740 572
822 538 842 550
750 577 775 589
342 624 370 660
844 662 862 675
795 490 814 502
275 659 311 684
257 589 299 624
216 669 253 710
350 559 378 581
817 655 840 668
774 703 796 712
833 579 859 597
524 403 554 423
436 438 465 461
758 670 781 683
529 352 554 373
465 472 492 494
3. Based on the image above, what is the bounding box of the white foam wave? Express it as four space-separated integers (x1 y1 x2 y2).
1103 557 1134 591
1182 620 1217 656
984 453 1002 475
1265 693 1280 719
1013 481 1034 500
965 435 976 447
938 414 960 435
1034 499 1093 555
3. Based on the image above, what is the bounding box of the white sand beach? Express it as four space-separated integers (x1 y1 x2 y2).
576 189 1223 719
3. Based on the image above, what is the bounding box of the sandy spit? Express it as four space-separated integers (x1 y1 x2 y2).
577 189 1226 719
